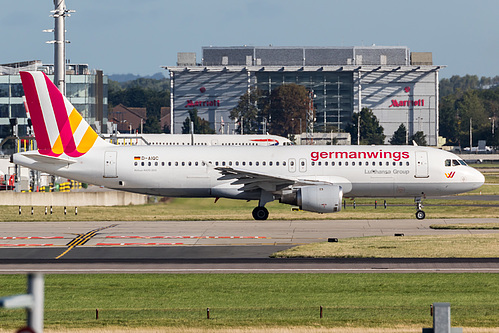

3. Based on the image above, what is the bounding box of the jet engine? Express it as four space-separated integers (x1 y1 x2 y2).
279 184 343 213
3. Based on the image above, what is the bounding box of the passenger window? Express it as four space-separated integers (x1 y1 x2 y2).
161 162 165 166
222 161 226 166
148 162 152 166
195 161 198 166
379 162 382 166
352 161 355 166
325 161 328 166
134 162 138 166
188 162 192 166
345 162 348 166
242 161 246 166
399 162 402 166
235 161 239 166
311 162 315 166
249 162 253 166
339 162 342 166
215 161 219 166
332 162 335 166
406 162 410 166
283 161 286 166
256 161 259 166
262 161 266 166
386 161 389 166
372 162 376 166
155 162 158 166
229 161 232 166
301 161 305 166
269 161 273 166
290 161 294 166
393 162 396 166
318 161 321 166
168 162 172 166
276 161 279 166
182 162 185 166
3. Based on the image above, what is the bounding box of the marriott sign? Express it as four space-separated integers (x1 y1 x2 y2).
389 99 425 108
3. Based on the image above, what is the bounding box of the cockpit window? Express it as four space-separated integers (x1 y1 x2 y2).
458 160 467 166
445 159 451 167
452 159 460 166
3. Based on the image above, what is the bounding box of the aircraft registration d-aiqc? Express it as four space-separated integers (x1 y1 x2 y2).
13 71 485 220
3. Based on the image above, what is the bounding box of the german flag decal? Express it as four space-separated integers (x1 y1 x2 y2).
134 156 140 161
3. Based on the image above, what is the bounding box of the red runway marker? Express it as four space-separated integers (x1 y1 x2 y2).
105 235 267 239
0 244 54 247
1 236 64 239
96 242 184 246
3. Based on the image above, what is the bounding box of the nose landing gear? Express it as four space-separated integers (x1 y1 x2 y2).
415 196 425 220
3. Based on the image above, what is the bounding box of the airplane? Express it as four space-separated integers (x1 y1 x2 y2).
13 71 485 220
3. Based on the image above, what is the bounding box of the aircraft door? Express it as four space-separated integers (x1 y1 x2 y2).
299 158 307 172
415 151 429 178
288 158 296 173
104 151 118 178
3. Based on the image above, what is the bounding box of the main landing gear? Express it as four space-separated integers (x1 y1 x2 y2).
252 206 269 220
415 196 425 220
252 190 274 220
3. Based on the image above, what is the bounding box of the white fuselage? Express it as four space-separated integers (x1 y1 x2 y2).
13 145 485 200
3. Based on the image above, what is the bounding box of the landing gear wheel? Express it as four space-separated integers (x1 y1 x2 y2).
415 210 426 220
252 206 269 220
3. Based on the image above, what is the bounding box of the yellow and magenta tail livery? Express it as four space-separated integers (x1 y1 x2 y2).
20 71 100 157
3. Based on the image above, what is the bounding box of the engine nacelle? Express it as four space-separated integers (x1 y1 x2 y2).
280 185 343 213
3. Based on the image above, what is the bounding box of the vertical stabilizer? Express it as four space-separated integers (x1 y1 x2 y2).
20 71 107 157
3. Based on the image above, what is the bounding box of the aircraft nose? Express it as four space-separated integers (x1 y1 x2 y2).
470 168 485 190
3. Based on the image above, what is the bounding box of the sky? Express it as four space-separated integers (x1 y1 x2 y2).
2 0 499 78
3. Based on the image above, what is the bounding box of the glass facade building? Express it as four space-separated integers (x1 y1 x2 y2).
166 46 443 145
255 71 353 131
0 62 108 145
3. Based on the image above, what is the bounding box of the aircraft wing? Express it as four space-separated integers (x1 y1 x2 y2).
214 166 332 192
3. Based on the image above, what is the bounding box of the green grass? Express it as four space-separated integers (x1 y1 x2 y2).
431 223 499 230
1 196 497 222
0 274 497 329
272 234 499 258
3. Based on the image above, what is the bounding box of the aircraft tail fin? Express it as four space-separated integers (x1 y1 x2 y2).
20 71 107 157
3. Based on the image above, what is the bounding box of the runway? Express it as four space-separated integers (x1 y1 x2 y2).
0 218 498 273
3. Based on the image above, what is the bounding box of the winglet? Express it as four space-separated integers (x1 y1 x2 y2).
20 71 107 157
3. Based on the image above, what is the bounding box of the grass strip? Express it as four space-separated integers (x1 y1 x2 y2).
0 274 497 330
1 195 499 222
430 223 499 230
272 234 499 258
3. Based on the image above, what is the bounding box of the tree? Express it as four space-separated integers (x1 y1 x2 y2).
143 115 162 134
455 91 488 147
230 87 263 134
181 109 215 134
389 123 407 145
410 131 427 146
346 108 385 145
266 84 309 137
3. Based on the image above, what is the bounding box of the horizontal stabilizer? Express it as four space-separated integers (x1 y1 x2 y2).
18 151 77 165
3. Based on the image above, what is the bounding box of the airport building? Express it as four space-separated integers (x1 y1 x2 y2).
0 61 108 145
166 46 443 145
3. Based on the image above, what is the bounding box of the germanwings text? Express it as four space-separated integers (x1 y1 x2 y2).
311 150 410 162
